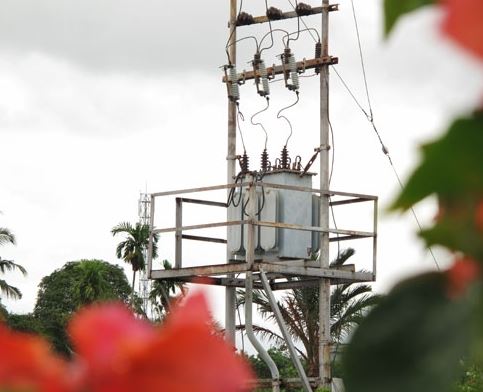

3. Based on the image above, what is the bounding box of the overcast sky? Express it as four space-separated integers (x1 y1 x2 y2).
1 0 482 329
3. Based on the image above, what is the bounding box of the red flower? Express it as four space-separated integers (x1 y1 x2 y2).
447 257 481 299
0 323 72 392
441 0 483 60
69 293 253 392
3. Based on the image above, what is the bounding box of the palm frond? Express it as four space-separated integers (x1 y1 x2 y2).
0 259 27 276
0 228 16 246
0 279 22 299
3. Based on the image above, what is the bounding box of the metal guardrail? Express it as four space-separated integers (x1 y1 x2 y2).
147 181 377 287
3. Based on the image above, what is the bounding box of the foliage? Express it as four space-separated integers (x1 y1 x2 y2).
454 361 483 392
7 313 44 335
111 221 159 293
0 293 253 392
384 0 434 35
343 2 483 392
149 259 186 321
237 249 380 377
0 227 26 300
34 259 132 356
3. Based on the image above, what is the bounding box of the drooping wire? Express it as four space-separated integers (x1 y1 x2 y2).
286 0 301 46
259 0 275 55
250 97 270 149
283 28 321 48
259 29 291 55
225 0 244 64
236 103 247 153
277 91 300 147
286 0 318 43
226 36 260 58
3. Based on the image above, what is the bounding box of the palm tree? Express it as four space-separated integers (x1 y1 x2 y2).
111 222 159 294
0 227 27 300
149 259 186 321
236 248 380 377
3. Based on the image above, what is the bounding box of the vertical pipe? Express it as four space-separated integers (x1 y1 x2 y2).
259 270 311 392
147 195 155 278
225 0 238 344
175 198 182 269
245 271 280 392
319 0 332 389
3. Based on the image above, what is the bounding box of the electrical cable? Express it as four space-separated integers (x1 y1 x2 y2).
259 0 275 55
283 28 321 48
236 103 247 153
332 6 442 270
286 0 318 43
250 97 270 149
226 36 260 56
286 0 301 46
277 91 300 147
225 0 244 64
259 28 291 54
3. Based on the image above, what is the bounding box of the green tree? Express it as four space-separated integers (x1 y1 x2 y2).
111 222 159 294
149 259 186 321
237 249 380 377
34 259 132 355
0 227 26 300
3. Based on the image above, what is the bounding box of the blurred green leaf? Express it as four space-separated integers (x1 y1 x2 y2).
343 272 472 392
392 112 483 210
384 0 435 35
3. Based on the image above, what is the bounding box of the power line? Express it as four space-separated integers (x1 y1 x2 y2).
330 3 442 271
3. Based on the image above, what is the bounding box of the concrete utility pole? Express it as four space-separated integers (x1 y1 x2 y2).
225 0 237 344
319 0 332 389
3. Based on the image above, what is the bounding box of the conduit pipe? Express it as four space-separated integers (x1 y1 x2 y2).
245 271 280 392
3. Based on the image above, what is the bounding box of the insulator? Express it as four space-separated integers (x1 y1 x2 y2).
260 149 270 172
259 60 270 97
280 146 290 169
241 151 249 173
237 12 254 26
296 2 313 16
229 66 240 102
288 54 299 91
266 6 283 20
315 42 322 74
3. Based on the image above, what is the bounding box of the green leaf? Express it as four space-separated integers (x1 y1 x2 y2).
343 272 472 392
384 0 436 35
392 112 483 211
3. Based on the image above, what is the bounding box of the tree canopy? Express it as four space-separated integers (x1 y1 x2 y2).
34 259 132 355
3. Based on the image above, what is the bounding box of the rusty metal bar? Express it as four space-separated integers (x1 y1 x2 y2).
255 220 374 238
179 197 227 208
259 263 374 281
181 234 227 244
150 183 249 198
235 4 339 27
222 57 338 83
329 197 373 206
150 262 249 279
153 219 248 234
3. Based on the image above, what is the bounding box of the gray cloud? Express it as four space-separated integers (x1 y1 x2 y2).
0 0 229 72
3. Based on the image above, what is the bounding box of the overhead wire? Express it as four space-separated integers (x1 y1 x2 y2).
337 0 441 270
250 97 270 149
286 0 318 43
259 0 276 55
277 91 300 147
225 0 244 64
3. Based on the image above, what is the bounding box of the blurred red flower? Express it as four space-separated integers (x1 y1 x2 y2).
447 257 481 299
0 322 71 392
441 0 483 60
69 292 253 392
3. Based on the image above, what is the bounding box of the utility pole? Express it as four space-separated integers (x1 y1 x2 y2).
319 0 332 389
225 0 237 344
